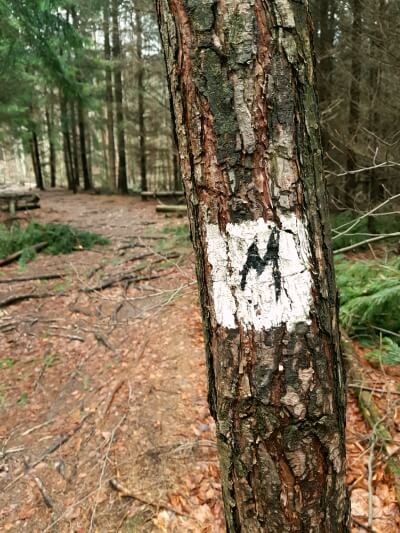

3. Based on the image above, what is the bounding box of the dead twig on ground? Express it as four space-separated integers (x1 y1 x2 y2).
0 273 64 283
33 476 56 510
88 414 127 533
28 331 85 342
94 331 116 353
4 413 92 490
0 291 56 307
102 380 126 419
109 478 190 518
82 252 179 293
349 384 400 396
0 446 25 459
21 419 54 437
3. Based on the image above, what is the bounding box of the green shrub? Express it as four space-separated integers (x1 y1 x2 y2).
336 255 400 364
0 222 109 264
336 255 400 335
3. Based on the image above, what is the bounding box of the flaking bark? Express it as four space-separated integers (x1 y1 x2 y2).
156 1 350 531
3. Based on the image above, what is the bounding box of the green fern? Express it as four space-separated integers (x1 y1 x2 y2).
366 337 400 366
336 256 400 335
336 255 400 364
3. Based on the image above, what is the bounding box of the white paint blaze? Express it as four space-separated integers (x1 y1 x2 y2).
206 215 313 332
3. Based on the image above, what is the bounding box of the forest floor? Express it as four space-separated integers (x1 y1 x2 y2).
0 190 399 532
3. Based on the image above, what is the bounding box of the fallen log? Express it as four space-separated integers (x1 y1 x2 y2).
0 242 48 267
155 205 187 214
141 190 184 200
342 332 400 505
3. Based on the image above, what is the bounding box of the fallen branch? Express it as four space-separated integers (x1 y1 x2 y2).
0 292 54 307
342 332 400 505
4 413 92 490
102 380 126 419
117 242 146 251
82 254 178 293
33 476 56 510
109 478 189 518
334 232 400 254
89 415 127 533
94 331 116 353
0 273 64 284
0 241 48 267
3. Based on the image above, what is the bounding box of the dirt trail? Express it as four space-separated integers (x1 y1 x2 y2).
0 191 399 532
0 191 224 532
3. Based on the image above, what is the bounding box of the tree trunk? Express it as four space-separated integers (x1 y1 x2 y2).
345 0 362 202
60 91 77 193
70 101 80 189
30 130 44 190
315 0 336 152
134 2 147 192
86 113 93 186
170 95 181 191
77 100 92 190
45 103 57 188
156 1 349 531
112 0 128 194
104 1 117 190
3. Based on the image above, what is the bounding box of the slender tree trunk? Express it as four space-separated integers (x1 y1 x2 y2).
70 101 80 189
112 0 128 194
60 92 77 193
316 0 336 152
86 114 93 186
45 103 57 188
77 100 91 190
366 0 385 223
134 2 147 192
345 0 362 202
104 1 117 190
156 1 349 530
171 114 181 191
30 130 44 190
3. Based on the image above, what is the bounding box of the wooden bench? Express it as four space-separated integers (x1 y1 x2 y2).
0 190 40 216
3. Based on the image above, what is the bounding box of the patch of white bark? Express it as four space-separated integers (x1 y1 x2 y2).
206 214 313 332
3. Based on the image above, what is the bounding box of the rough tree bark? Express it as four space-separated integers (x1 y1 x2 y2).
156 1 349 531
112 0 128 194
